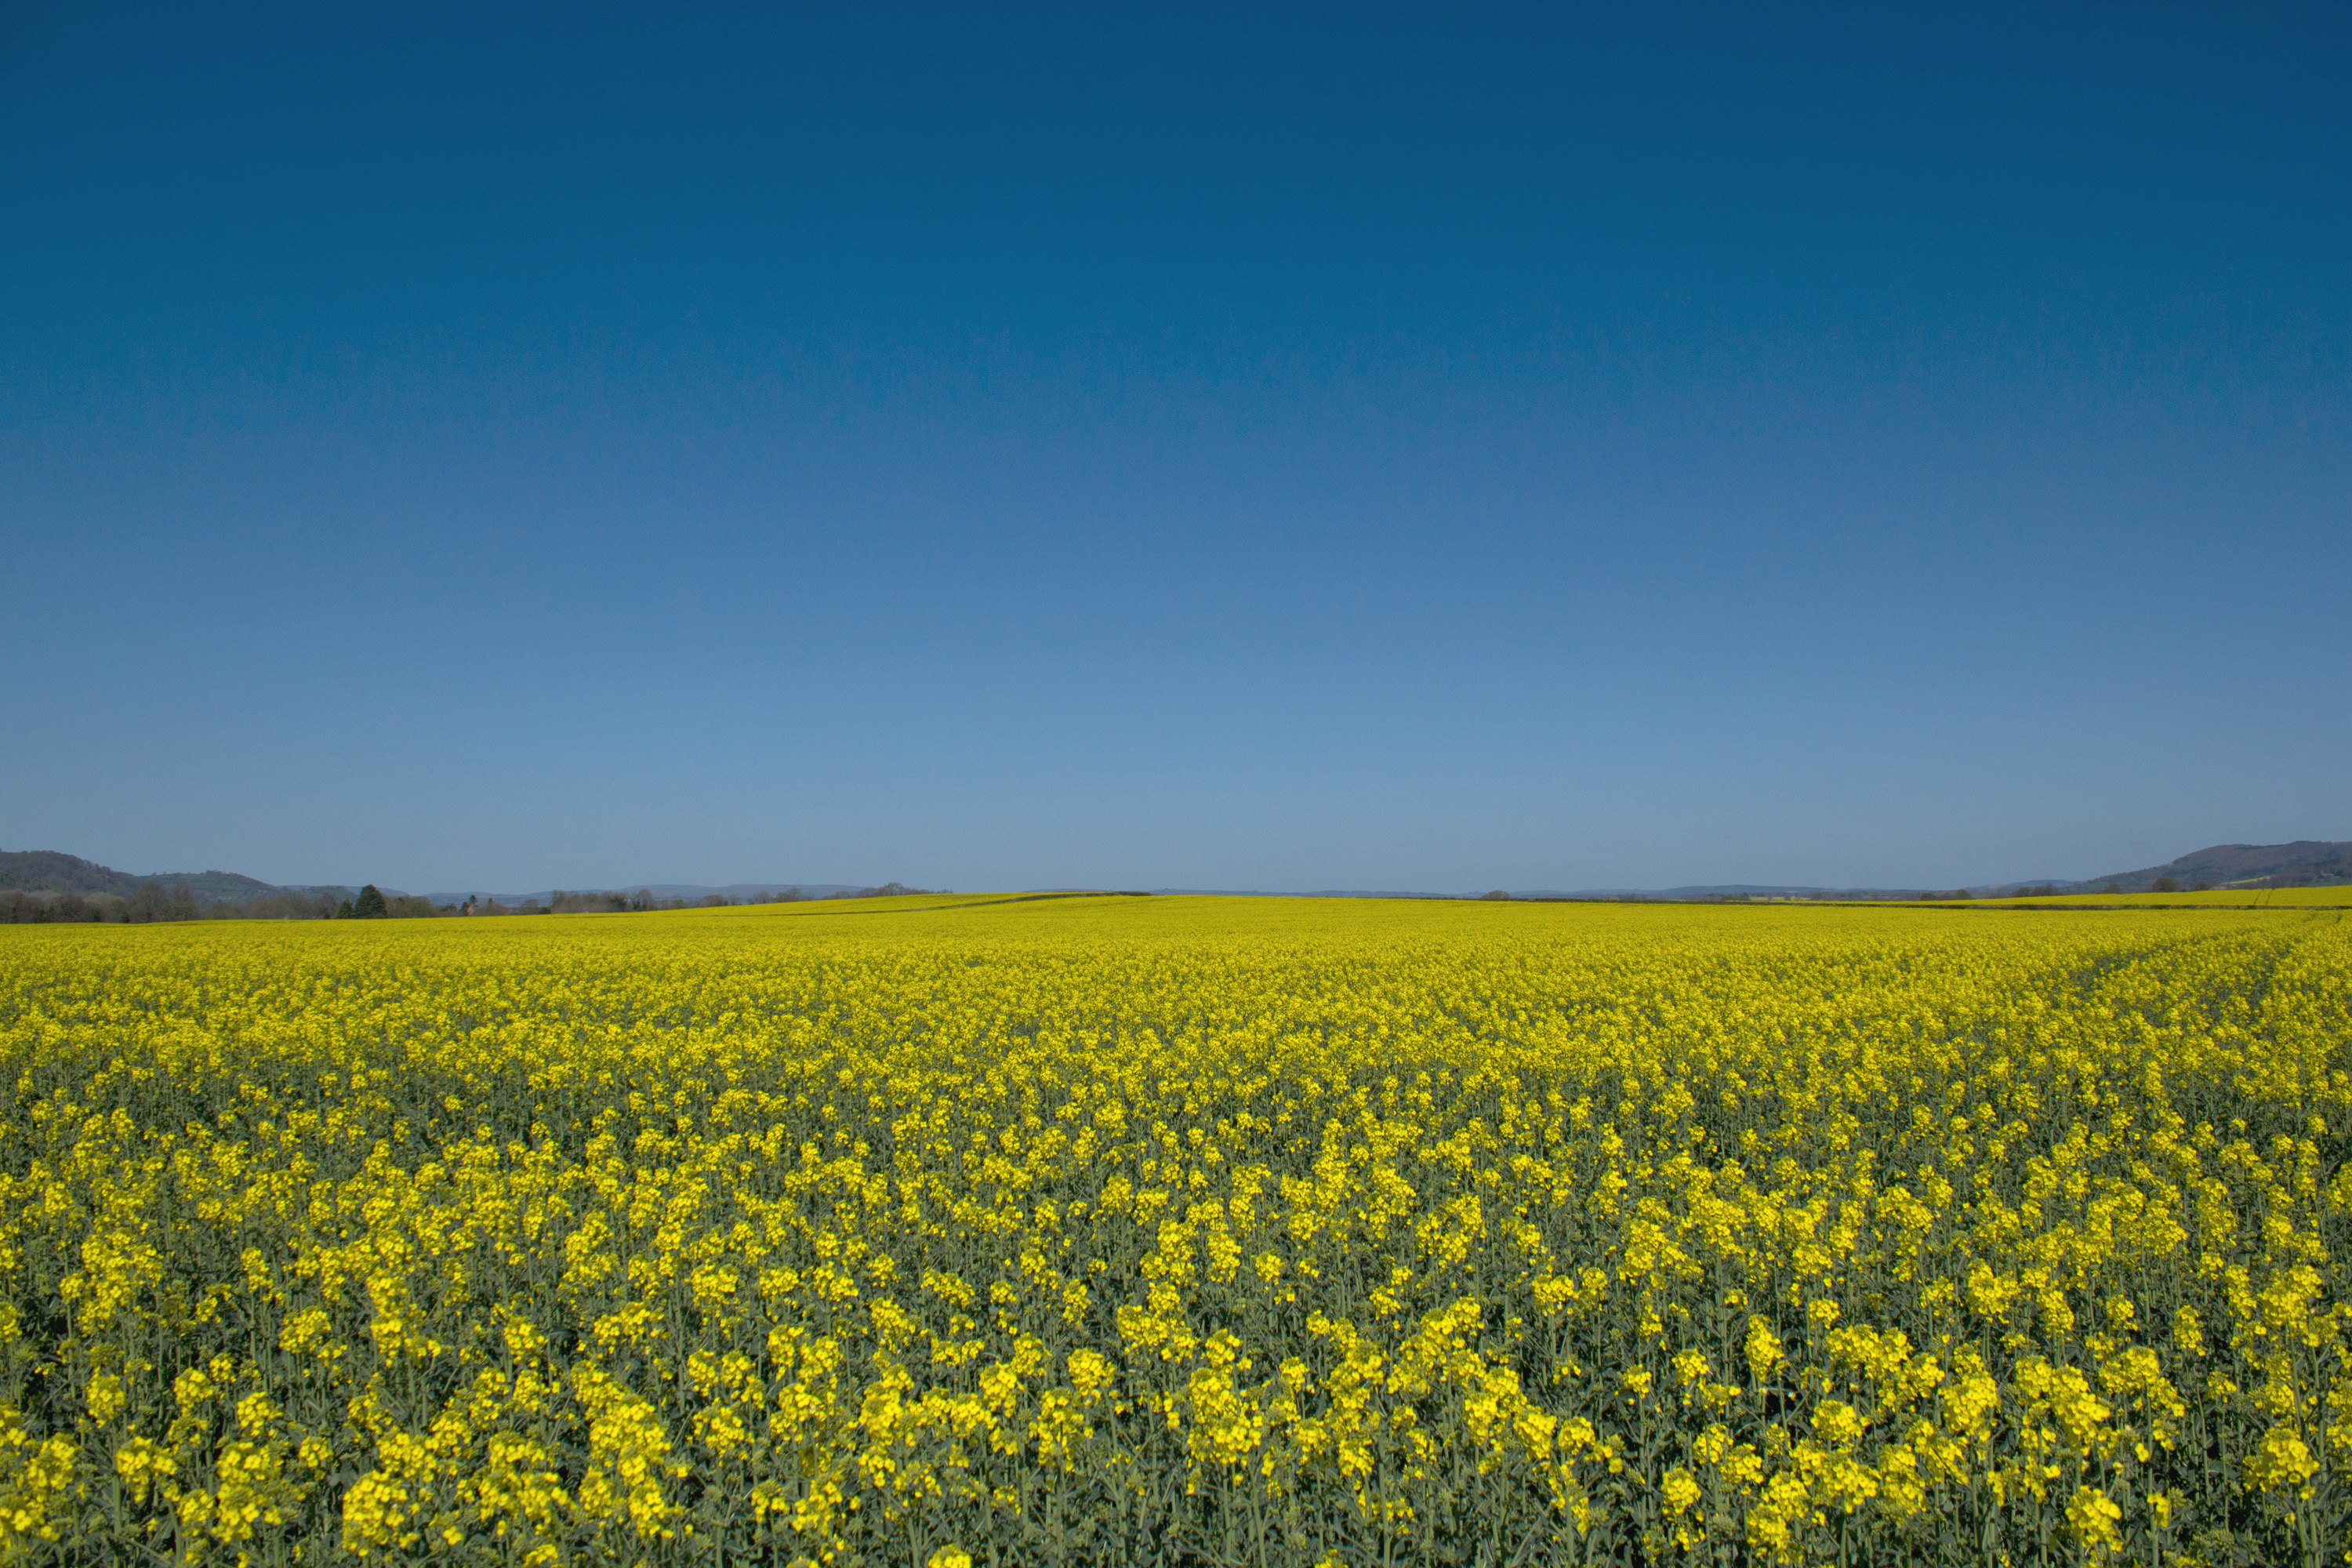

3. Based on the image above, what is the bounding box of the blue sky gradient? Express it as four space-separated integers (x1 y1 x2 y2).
5 2 2347 892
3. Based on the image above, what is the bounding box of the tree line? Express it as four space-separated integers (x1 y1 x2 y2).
2 880 946 925
544 883 942 913
3 881 437 924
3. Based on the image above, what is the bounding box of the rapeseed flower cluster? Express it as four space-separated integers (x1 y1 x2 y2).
1 894 2347 1564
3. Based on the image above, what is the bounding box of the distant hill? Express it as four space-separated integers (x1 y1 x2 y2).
0 849 284 904
2074 840 2352 892
1522 844 2347 900
9 839 2344 913
1 853 876 911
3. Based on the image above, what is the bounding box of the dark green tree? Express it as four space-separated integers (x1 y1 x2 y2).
354 884 389 918
127 881 200 923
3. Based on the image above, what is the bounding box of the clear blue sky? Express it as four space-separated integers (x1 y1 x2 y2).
5 2 2346 894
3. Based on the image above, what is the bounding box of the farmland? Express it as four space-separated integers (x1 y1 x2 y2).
2 896 2348 1565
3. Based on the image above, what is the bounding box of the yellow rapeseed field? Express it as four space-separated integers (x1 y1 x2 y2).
2 895 2347 1566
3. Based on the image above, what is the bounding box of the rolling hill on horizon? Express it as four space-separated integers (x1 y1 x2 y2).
0 850 285 905
0 851 866 909
2074 840 2352 892
7 838 2347 909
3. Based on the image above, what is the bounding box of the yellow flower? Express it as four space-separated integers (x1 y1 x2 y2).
5 882 2343 1564
2065 1484 2124 1558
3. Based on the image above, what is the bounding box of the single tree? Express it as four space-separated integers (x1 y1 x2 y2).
354 884 389 918
2151 877 2180 893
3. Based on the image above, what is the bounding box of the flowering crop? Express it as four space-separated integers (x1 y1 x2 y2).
2 895 2348 1564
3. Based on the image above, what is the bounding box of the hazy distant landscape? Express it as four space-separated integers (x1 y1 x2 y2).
5 839 2345 923
0 850 949 921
